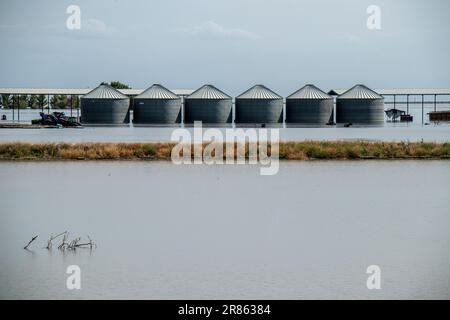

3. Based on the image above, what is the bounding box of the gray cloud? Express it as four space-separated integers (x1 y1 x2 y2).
176 21 261 40
0 0 449 90
79 18 120 37
38 18 121 39
0 18 119 39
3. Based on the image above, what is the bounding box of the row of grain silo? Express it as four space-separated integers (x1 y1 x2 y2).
133 84 181 124
80 83 384 125
335 85 384 125
80 84 130 125
185 85 232 123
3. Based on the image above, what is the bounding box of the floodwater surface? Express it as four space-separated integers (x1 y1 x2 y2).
0 161 449 299
1 108 450 143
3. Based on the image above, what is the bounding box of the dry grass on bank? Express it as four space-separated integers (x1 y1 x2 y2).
0 141 449 161
279 141 450 160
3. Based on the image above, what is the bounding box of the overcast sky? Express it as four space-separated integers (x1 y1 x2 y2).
0 0 449 95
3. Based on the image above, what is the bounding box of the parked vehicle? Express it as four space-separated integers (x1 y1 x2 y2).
31 112 82 127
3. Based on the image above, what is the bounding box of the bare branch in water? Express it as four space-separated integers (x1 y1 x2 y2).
74 243 92 247
58 232 69 250
46 231 67 249
67 237 82 250
87 236 96 249
24 236 38 250
26 232 96 251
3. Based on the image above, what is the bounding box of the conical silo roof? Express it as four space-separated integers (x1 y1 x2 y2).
135 84 180 100
287 84 332 100
236 85 282 99
186 85 231 100
82 84 128 99
337 85 383 99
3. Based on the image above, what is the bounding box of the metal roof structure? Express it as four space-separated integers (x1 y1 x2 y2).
134 84 180 100
2 87 449 98
0 88 194 97
236 85 282 99
81 84 128 99
287 84 332 100
336 85 383 100
373 88 450 95
186 85 231 100
329 88 450 96
0 88 90 95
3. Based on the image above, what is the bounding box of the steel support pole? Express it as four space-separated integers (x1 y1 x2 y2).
77 96 80 121
434 94 437 112
12 95 15 122
18 95 20 123
393 95 397 122
406 95 409 114
181 96 184 126
421 95 424 125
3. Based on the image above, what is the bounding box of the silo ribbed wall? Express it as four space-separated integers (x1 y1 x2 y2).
235 99 283 124
286 99 333 124
133 99 181 124
336 99 384 125
81 99 130 124
184 99 232 124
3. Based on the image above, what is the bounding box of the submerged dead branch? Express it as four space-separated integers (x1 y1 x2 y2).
73 236 97 249
25 231 96 252
59 234 96 251
46 231 67 249
24 235 38 250
58 232 69 250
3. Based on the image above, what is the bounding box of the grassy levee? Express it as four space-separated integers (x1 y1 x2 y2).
0 141 449 161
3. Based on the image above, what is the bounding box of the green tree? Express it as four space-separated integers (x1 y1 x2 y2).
67 95 80 109
101 81 131 89
1 94 12 109
50 95 69 109
37 95 48 109
74 96 80 109
11 95 29 109
29 95 39 109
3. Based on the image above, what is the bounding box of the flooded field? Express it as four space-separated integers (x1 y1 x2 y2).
0 161 449 299
1 108 450 143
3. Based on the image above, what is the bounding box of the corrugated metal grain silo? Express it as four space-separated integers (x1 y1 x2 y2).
286 84 333 124
235 85 283 124
80 84 130 124
336 85 384 125
133 84 181 124
184 85 232 124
